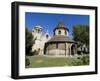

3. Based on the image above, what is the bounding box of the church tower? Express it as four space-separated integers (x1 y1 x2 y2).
32 25 51 55
53 21 69 37
32 26 42 40
32 26 42 52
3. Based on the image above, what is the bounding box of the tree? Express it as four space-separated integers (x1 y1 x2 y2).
72 25 89 54
73 24 89 46
25 28 33 55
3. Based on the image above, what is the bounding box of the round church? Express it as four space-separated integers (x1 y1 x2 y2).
44 22 77 56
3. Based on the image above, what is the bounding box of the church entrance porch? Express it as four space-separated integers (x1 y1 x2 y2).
70 44 77 56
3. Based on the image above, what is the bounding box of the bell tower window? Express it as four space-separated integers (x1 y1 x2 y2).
65 31 67 35
46 34 49 39
58 30 61 35
37 29 40 33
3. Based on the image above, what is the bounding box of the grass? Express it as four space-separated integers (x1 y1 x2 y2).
26 55 89 68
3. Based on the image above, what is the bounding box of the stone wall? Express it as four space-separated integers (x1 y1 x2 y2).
46 49 66 55
45 42 75 56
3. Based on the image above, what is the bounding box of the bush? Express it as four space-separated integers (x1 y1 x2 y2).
77 51 82 55
81 56 89 65
33 49 40 55
26 51 33 56
25 58 30 66
26 49 40 56
71 59 83 66
70 56 89 66
77 57 81 59
76 56 89 65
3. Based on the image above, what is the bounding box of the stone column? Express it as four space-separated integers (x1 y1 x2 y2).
65 43 69 57
74 44 78 56
70 44 72 57
65 43 66 56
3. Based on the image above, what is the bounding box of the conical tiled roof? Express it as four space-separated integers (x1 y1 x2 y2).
46 35 76 43
53 21 69 32
57 21 65 28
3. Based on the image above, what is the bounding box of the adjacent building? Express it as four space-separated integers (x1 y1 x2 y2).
32 26 51 55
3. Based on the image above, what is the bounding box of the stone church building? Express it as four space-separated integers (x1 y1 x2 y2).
32 26 51 55
32 22 77 56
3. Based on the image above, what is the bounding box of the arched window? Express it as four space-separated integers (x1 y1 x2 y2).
56 43 58 48
46 34 49 39
58 30 61 35
65 31 67 35
37 29 40 33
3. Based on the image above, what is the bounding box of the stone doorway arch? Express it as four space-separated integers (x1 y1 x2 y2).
71 44 76 56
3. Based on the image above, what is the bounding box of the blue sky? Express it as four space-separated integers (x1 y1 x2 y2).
25 12 89 37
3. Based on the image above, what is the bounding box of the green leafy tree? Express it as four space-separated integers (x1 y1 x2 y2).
25 28 33 55
73 25 89 46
